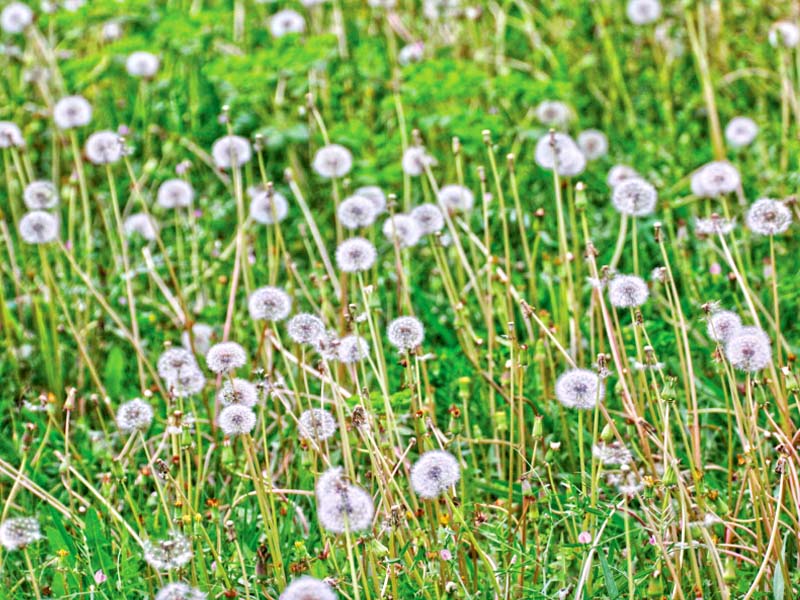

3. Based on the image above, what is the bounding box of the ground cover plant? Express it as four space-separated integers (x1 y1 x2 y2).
2 0 800 598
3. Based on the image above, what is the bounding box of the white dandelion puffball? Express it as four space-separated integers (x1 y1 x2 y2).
157 179 194 210
212 135 252 170
608 275 649 308
287 313 326 344
398 42 424 65
280 576 337 600
607 164 639 188
155 583 207 600
123 213 159 241
627 0 661 25
611 177 657 217
534 132 586 177
125 51 159 78
694 216 736 237
725 117 758 148
143 531 193 571
270 9 305 37
157 347 198 380
746 198 792 236
336 237 377 273
102 20 122 41
53 95 92 129
410 450 461 499
770 21 800 48
217 378 259 408
249 186 289 224
116 398 154 433
387 316 424 351
355 186 386 214
535 100 572 127
0 121 24 148
707 310 742 344
382 214 422 248
592 441 633 466
690 161 741 198
205 341 247 375
0 517 42 551
19 210 59 244
85 130 123 164
577 129 608 161
248 286 292 321
298 408 337 441
402 146 434 176
167 366 206 398
1 3 33 34
317 481 374 534
182 323 215 356
555 368 604 410
437 184 474 213
337 194 377 229
725 326 772 372
337 334 369 363
23 180 58 210
218 404 257 436
312 144 353 178
411 203 445 235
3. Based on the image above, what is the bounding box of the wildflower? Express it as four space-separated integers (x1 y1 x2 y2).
125 51 159 78
249 186 288 224
217 378 259 408
248 286 292 321
387 316 425 352
312 144 353 178
690 161 740 198
611 177 657 217
316 470 374 534
287 313 326 344
745 198 792 235
398 42 424 65
577 531 593 544
555 368 604 410
707 310 742 344
410 450 460 499
270 9 305 37
212 135 252 170
167 367 206 397
725 117 758 148
534 132 586 177
725 326 772 372
157 179 194 210
85 130 123 164
19 210 59 244
143 531 193 570
53 95 92 129
694 216 736 236
355 186 386 214
338 195 378 229
280 576 337 600
23 180 58 210
157 348 198 380
218 404 257 436
607 164 639 188
769 21 800 48
592 441 632 466
155 583 207 600
336 237 377 273
0 517 42 551
437 184 474 213
298 408 337 441
93 570 107 585
116 398 154 433
608 275 649 308
535 100 571 127
411 203 445 235
101 20 122 41
123 213 159 241
1 2 33 34
402 146 434 176
577 129 608 161
0 121 24 148
382 214 421 248
205 341 247 375
182 323 215 356
626 0 661 25
337 334 369 363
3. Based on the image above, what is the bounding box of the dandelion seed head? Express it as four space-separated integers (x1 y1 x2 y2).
280 576 337 600
125 51 159 77
1 2 33 34
725 117 758 148
102 20 122 41
534 133 586 177
143 531 193 570
338 194 378 229
398 42 424 65
0 121 24 148
336 237 377 273
317 480 374 534
626 0 661 25
298 408 337 441
402 146 434 176
248 286 292 321
287 313 326 344
555 368 604 410
205 341 247 374
608 274 649 308
746 198 792 235
437 184 474 213
577 129 608 161
707 310 742 343
607 164 639 188
694 216 736 236
19 210 59 244
217 378 259 408
387 316 424 351
248 186 289 224
218 404 257 436
592 441 632 466
157 179 194 210
770 21 800 48
182 323 214 356
123 213 159 241
411 203 445 235
410 450 460 499
535 100 572 127
53 95 92 129
166 366 206 397
211 135 252 169
611 177 657 217
354 186 386 214
312 144 352 178
270 9 305 37
116 398 154 433
725 326 772 372
610 468 645 497
157 347 198 380
85 130 123 164
23 180 58 210
0 517 42 551
337 334 369 363
155 582 207 600
382 214 421 248
690 161 741 198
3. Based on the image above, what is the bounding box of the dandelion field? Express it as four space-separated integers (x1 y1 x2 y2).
3 0 800 598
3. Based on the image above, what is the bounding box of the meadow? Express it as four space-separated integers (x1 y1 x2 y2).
1 0 800 598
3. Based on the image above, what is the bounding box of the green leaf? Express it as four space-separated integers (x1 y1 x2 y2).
599 548 620 600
